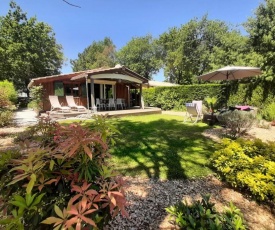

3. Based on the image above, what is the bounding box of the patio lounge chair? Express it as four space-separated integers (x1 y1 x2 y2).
192 100 202 115
49 95 71 113
66 96 86 112
184 102 203 123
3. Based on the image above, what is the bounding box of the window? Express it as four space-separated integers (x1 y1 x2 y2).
54 81 64 96
64 84 80 97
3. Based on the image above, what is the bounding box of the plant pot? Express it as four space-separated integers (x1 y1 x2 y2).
208 119 215 126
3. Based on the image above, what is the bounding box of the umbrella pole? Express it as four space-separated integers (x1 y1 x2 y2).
225 72 229 108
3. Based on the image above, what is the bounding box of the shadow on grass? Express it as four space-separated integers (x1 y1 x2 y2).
109 117 216 180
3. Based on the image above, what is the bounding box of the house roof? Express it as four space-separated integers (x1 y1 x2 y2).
28 65 148 88
143 80 180 87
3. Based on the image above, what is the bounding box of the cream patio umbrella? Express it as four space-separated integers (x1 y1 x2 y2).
197 66 262 81
197 66 262 108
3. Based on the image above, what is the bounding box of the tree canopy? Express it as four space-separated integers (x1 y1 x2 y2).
245 0 275 81
0 1 64 91
2 0 273 89
157 16 253 84
116 35 162 80
70 37 116 72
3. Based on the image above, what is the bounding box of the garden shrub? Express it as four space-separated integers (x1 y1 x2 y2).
0 110 14 127
0 149 20 196
15 115 59 146
87 114 120 146
261 102 275 121
217 110 256 138
28 85 44 112
0 115 127 229
256 119 271 129
166 194 246 230
0 88 12 108
0 149 20 172
0 80 17 105
211 138 275 203
0 80 17 127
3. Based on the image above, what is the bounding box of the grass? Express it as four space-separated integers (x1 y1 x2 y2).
62 114 216 180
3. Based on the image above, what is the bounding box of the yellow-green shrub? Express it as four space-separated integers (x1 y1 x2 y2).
261 102 275 121
0 80 17 105
212 138 275 203
0 80 17 127
0 110 14 127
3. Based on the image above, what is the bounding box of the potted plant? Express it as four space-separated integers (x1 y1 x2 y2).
204 96 218 126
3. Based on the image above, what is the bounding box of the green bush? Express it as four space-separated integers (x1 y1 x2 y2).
211 138 275 202
217 110 256 138
0 110 14 127
28 85 44 112
0 149 20 172
261 102 275 121
166 194 246 230
0 80 17 105
0 115 127 229
143 84 224 110
0 80 17 127
27 100 38 110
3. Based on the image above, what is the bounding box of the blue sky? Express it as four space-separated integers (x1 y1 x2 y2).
0 0 263 81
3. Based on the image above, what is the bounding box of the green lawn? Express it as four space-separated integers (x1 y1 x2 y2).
62 114 216 180
106 114 216 180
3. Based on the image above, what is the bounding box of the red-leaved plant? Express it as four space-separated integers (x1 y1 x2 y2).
0 115 127 229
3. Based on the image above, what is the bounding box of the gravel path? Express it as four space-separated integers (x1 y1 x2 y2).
107 176 275 230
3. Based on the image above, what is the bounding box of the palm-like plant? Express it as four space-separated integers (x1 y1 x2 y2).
204 96 218 125
204 96 218 116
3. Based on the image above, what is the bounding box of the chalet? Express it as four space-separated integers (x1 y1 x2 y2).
28 65 148 112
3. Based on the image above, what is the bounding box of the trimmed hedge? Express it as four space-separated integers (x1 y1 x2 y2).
228 83 275 109
143 84 224 110
143 82 275 112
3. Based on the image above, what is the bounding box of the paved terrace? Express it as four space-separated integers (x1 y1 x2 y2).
48 107 162 120
13 107 163 126
13 107 188 126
